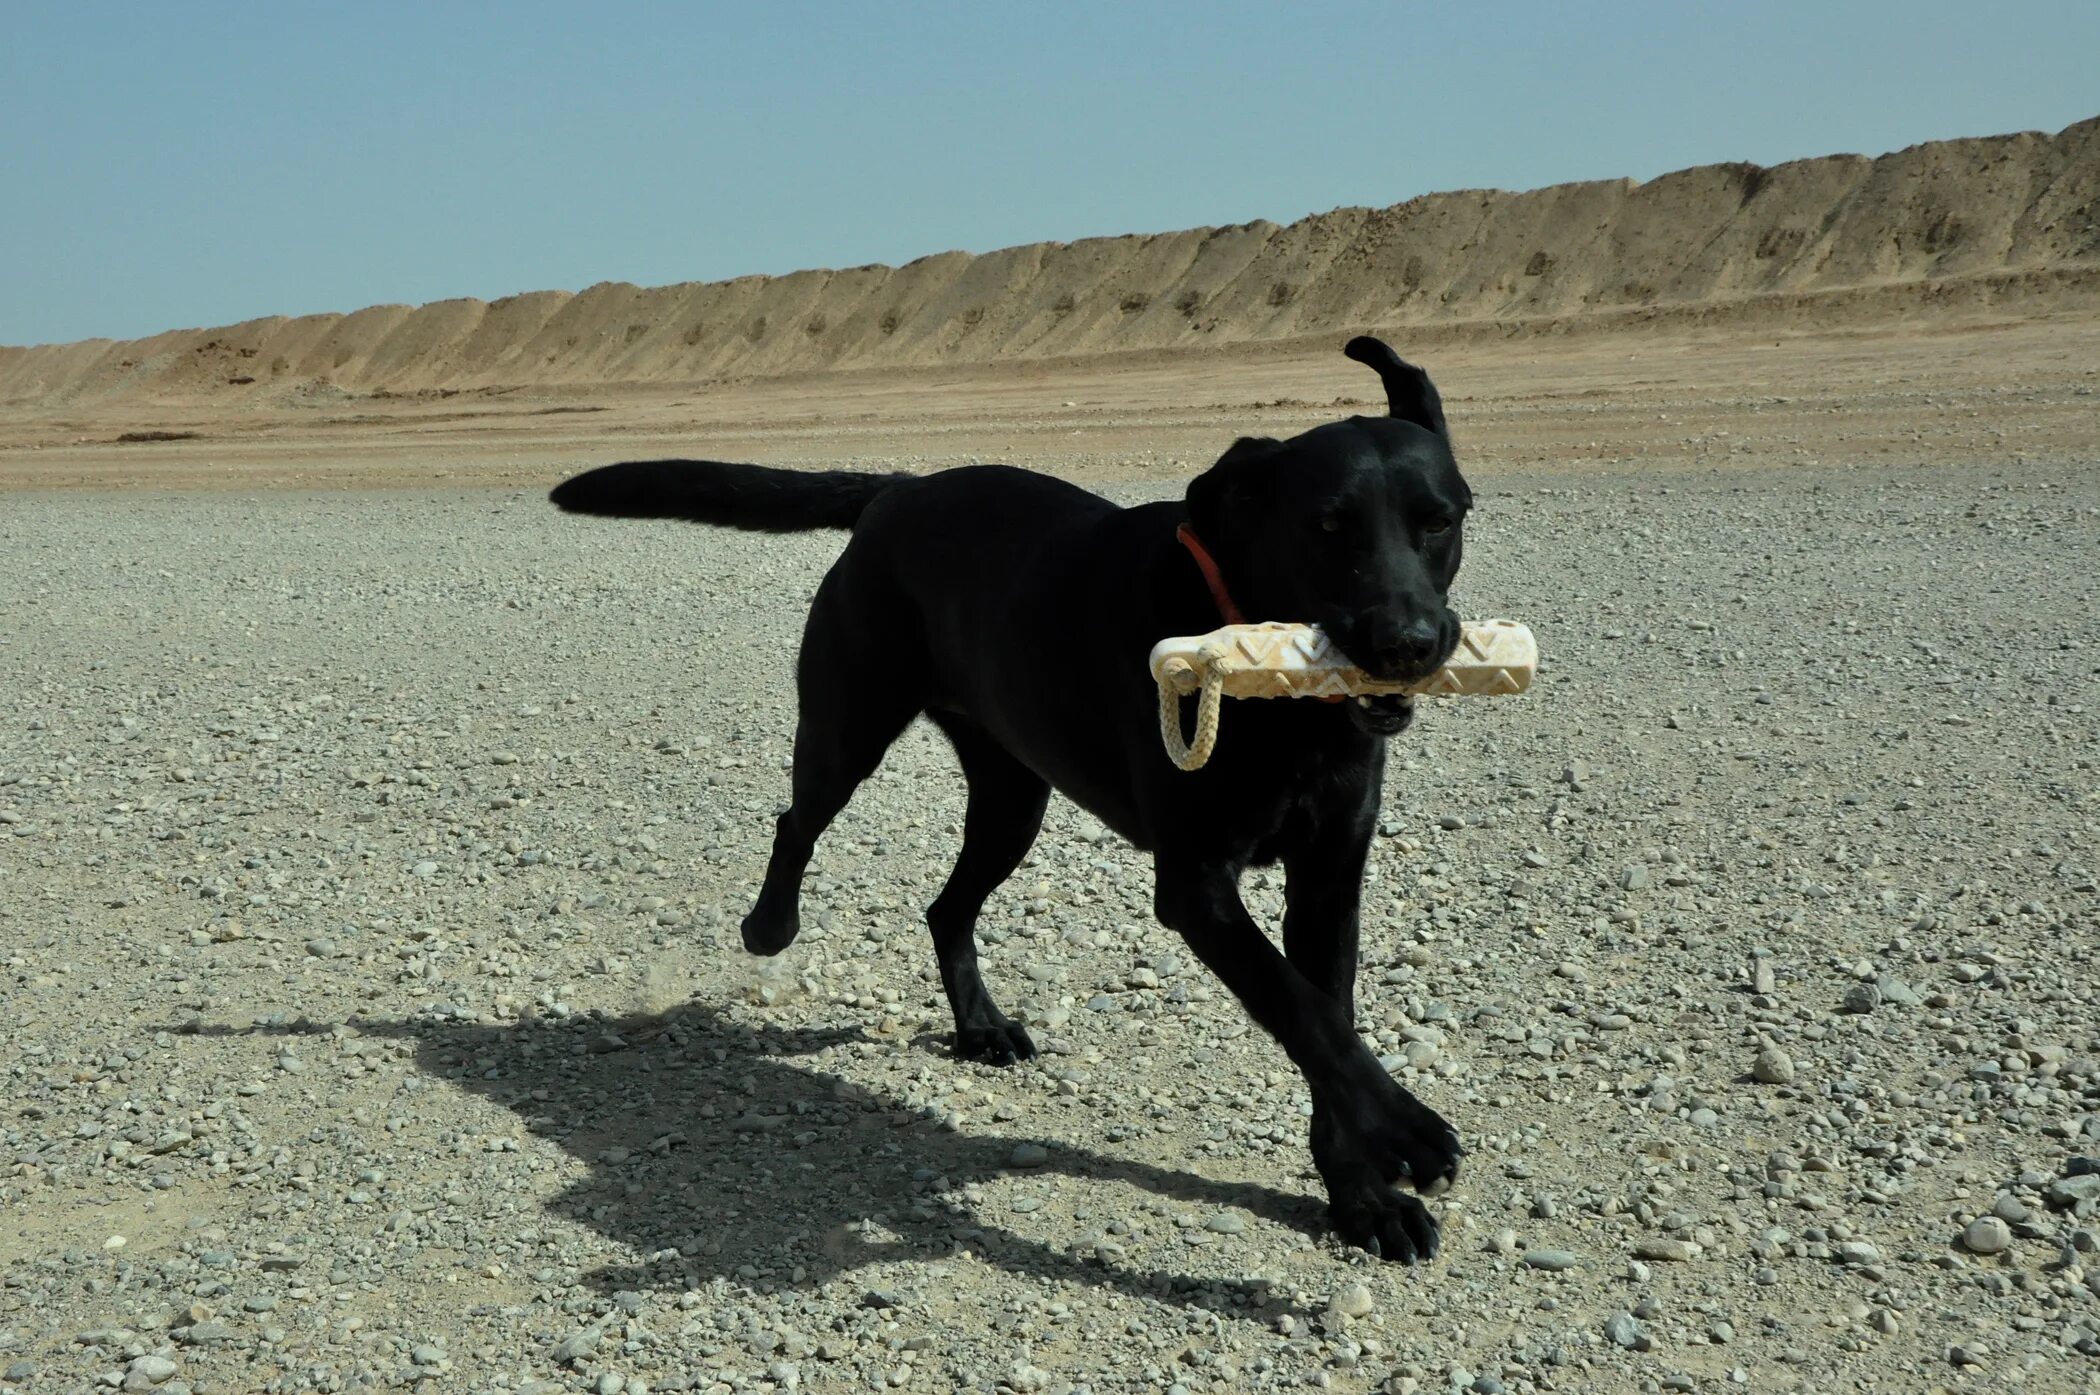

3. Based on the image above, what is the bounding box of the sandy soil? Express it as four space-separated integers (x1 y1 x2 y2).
4 314 2098 495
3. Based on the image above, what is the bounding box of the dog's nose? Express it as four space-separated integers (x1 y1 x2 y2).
1369 618 1441 675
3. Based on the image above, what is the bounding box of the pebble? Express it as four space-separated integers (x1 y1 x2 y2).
126 1356 179 1385
1961 1216 2013 1255
1205 1212 1246 1234
553 1328 603 1364
1604 1312 1648 1350
1752 1044 1796 1085
1009 1143 1049 1167
1635 1238 1701 1262
1521 1248 1578 1271
1330 1282 1375 1318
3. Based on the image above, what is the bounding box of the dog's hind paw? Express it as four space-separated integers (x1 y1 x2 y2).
1331 1184 1441 1264
954 1019 1036 1066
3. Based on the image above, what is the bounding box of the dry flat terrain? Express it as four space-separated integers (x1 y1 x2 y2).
3 118 2100 1395
2 316 2098 1395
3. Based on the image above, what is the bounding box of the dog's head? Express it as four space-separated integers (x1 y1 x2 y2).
1185 338 1471 731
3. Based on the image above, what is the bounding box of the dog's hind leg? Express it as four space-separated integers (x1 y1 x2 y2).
923 714 1048 1065
741 585 922 956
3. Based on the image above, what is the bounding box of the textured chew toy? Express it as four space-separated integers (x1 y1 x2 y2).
1149 619 1536 770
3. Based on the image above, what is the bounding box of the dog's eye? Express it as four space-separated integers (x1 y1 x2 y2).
1425 517 1455 537
1320 515 1343 534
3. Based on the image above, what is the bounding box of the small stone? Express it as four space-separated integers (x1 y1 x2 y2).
177 1322 235 1345
861 1289 904 1311
1961 1216 2012 1255
127 1356 179 1385
1751 958 1777 994
1874 974 1922 1007
1330 1281 1375 1318
1834 1241 1882 1266
1205 1212 1246 1234
1008 1143 1049 1167
1620 865 1650 891
410 1344 444 1366
2047 1173 2100 1209
1634 1238 1701 1262
412 860 439 878
552 1328 602 1364
596 1374 622 1395
1841 982 1881 1014
1604 1312 1647 1350
1521 1249 1578 1272
1752 1045 1796 1085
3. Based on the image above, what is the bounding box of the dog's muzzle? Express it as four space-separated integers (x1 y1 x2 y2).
1347 693 1416 737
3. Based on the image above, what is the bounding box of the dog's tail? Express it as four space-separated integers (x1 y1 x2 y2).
548 460 913 532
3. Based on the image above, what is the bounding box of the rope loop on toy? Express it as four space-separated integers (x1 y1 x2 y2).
1157 653 1229 771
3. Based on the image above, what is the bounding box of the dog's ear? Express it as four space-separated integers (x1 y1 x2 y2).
1186 436 1283 538
1344 336 1448 437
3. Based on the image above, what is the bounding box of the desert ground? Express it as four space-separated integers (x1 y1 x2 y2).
2 310 2099 1395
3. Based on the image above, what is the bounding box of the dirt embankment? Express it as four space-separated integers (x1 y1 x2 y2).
5 117 2097 407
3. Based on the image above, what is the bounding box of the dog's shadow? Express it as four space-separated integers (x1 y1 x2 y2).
301 1000 1331 1319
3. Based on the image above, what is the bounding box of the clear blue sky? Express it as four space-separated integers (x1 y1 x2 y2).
3 1 2095 347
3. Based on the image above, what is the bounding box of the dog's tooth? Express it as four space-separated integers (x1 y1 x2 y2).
1357 696 1372 707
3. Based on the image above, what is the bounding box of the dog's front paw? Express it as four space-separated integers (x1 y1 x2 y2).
1397 1105 1463 1196
953 1018 1036 1066
1352 1089 1464 1196
1329 1180 1441 1263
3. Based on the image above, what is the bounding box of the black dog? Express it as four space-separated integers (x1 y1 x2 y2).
549 337 1473 1261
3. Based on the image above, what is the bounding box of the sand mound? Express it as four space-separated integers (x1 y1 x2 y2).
6 117 2097 406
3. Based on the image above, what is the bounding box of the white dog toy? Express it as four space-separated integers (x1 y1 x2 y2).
1149 619 1536 769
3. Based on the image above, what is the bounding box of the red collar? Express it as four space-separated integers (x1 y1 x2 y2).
1176 523 1345 704
1176 524 1245 625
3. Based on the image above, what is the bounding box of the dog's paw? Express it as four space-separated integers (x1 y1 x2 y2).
1329 1181 1440 1264
954 1019 1036 1066
1398 1107 1464 1196
1353 1092 1464 1196
739 904 800 956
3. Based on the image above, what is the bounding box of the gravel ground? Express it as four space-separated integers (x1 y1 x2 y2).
2 457 2097 1395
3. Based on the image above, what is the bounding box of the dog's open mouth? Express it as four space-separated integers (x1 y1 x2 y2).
1347 693 1416 736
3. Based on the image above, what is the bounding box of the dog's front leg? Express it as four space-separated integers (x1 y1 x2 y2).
1154 856 1460 1261
1280 819 1463 1258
